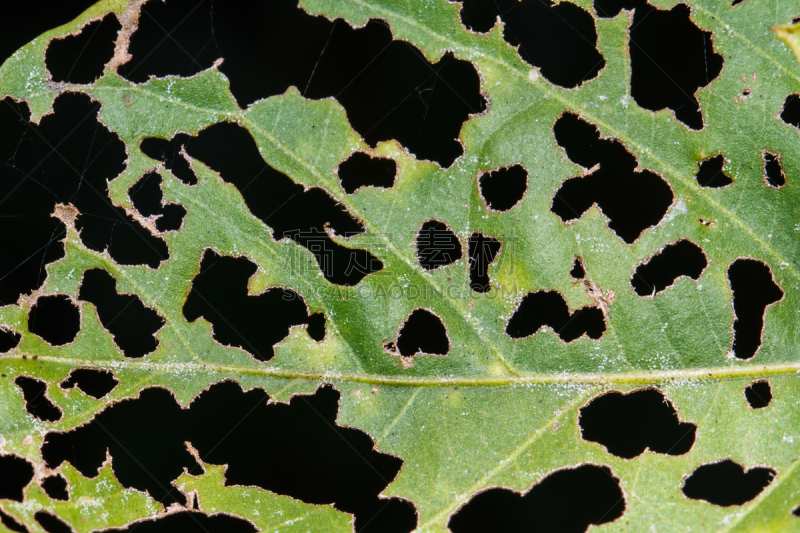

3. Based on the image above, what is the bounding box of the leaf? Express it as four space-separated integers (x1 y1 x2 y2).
0 0 799 531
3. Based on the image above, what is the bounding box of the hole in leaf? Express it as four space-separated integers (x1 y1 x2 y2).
396 309 449 356
34 512 71 533
129 172 186 232
337 152 397 194
696 154 733 188
551 113 674 243
506 291 605 342
728 259 783 360
43 383 416 532
682 460 775 506
144 122 381 286
570 257 585 279
15 376 61 423
61 369 118 399
478 165 528 212
28 295 80 346
79 269 164 358
448 464 624 532
106 511 257 533
763 152 786 188
731 0 746 5
793 505 800 517
306 312 326 342
139 137 196 186
120 0 219 83
41 474 69 501
579 388 696 459
416 220 462 271
0 0 100 66
594 0 723 129
468 233 501 293
45 14 121 84
631 240 707 296
0 92 166 271
780 94 800 129
0 329 21 353
0 455 34 501
744 380 772 409
127 0 485 167
0 509 27 533
183 250 322 361
459 0 605 87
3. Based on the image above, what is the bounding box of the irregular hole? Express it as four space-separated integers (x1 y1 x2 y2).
306 312 326 342
780 94 800 129
0 92 166 272
478 165 528 212
139 137 197 186
570 257 585 279
696 154 734 188
0 0 99 66
458 0 516 33
143 122 382 286
183 250 322 361
551 113 674 243
0 329 21 353
731 0 746 5
79 269 164 358
129 172 186 232
337 152 397 194
682 460 775 506
61 369 118 399
28 295 80 346
396 309 449 356
34 512 71 533
744 380 772 409
416 220 462 271
594 0 723 129
45 14 121 84
449 464 624 532
0 455 34 501
506 291 605 342
127 0 485 168
43 383 417 532
41 474 69 501
793 505 800 517
0 510 27 533
579 388 696 459
120 0 219 83
728 259 783 360
631 240 707 296
763 152 786 188
109 511 257 533
468 233 501 293
15 376 62 423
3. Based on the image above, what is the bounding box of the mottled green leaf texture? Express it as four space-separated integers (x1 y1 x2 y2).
0 0 799 531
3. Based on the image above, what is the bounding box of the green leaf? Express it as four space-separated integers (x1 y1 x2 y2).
1 0 799 531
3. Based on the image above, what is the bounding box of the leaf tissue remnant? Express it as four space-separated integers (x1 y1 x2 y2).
449 464 624 532
45 14 121 84
506 291 605 342
631 240 707 296
728 259 783 360
682 460 775 506
551 113 673 243
458 0 605 88
143 122 382 286
594 0 723 129
579 388 696 458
